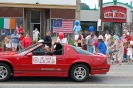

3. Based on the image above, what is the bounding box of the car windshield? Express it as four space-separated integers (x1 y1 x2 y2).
18 43 38 53
71 46 94 55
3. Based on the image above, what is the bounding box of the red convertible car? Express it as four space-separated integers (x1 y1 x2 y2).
0 41 110 82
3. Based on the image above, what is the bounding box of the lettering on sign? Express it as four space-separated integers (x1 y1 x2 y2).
32 56 56 64
104 10 126 19
41 68 61 71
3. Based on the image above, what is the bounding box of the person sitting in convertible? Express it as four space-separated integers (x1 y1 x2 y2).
43 44 52 55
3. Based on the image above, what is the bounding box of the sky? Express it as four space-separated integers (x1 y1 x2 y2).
81 0 132 8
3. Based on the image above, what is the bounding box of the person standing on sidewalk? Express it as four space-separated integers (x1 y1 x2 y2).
86 34 94 53
127 44 133 64
4 33 11 51
22 32 33 49
117 37 124 65
11 31 19 51
97 35 107 55
33 28 40 41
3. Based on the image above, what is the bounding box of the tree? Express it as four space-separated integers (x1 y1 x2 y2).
80 3 90 9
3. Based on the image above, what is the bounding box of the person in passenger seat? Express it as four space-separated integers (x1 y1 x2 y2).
43 45 52 55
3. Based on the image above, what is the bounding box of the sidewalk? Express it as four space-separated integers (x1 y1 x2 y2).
108 61 133 65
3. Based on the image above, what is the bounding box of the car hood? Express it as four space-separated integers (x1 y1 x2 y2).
0 51 18 55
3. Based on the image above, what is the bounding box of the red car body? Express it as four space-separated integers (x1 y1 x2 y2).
0 43 110 82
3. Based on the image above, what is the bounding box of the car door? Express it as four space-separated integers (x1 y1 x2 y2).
21 52 65 76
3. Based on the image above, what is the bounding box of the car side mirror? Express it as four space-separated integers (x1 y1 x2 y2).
27 52 33 57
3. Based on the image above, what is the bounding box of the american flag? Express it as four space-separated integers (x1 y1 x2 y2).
53 19 73 33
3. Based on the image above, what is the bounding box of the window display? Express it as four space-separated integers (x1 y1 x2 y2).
80 21 97 36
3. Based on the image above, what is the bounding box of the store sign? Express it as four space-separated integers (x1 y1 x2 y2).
104 10 126 19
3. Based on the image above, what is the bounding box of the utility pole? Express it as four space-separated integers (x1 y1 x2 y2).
130 1 132 34
99 0 103 35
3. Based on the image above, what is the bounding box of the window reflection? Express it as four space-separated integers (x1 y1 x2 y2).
80 21 97 37
103 22 122 36
114 23 122 36
51 19 56 37
0 18 23 40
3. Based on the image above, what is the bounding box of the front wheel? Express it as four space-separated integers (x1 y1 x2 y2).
0 63 11 82
70 64 89 82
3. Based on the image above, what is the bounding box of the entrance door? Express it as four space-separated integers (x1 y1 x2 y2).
30 10 41 38
34 24 40 32
30 23 41 40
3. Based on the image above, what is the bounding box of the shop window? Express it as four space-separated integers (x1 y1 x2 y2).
114 23 122 36
51 19 57 37
103 22 122 36
103 22 113 35
16 18 23 28
0 18 23 41
50 19 74 38
30 10 40 23
80 21 97 37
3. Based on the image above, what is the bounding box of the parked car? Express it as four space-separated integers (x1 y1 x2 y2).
0 41 110 82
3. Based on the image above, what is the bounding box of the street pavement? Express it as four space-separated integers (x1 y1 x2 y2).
0 63 133 88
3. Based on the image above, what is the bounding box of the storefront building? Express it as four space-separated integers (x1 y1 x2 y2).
80 0 133 36
0 0 79 39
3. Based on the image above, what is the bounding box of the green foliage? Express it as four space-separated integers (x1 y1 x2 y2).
68 38 74 45
33 36 41 44
33 40 38 44
80 3 90 9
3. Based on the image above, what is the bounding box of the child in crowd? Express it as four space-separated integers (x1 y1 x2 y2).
127 44 133 64
19 32 24 49
97 35 107 55
123 43 128 61
111 35 120 65
107 36 114 63
117 37 124 65
93 40 98 53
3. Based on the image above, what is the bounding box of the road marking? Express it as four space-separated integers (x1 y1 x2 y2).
0 84 133 86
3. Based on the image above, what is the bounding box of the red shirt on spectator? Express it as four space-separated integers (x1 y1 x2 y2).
124 47 127 54
94 41 98 48
19 35 24 41
0 47 3 51
18 28 24 34
22 37 32 48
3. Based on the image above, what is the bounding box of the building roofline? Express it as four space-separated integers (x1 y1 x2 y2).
0 3 76 9
100 2 133 9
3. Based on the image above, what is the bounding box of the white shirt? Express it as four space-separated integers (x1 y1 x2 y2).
57 37 68 44
130 40 133 45
75 34 84 41
85 35 97 41
85 35 90 40
33 30 39 38
105 34 111 41
127 48 132 55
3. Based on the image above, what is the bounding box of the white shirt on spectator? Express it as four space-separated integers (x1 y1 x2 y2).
105 34 111 41
85 35 97 41
75 34 84 40
130 40 133 45
57 37 68 44
33 30 39 41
